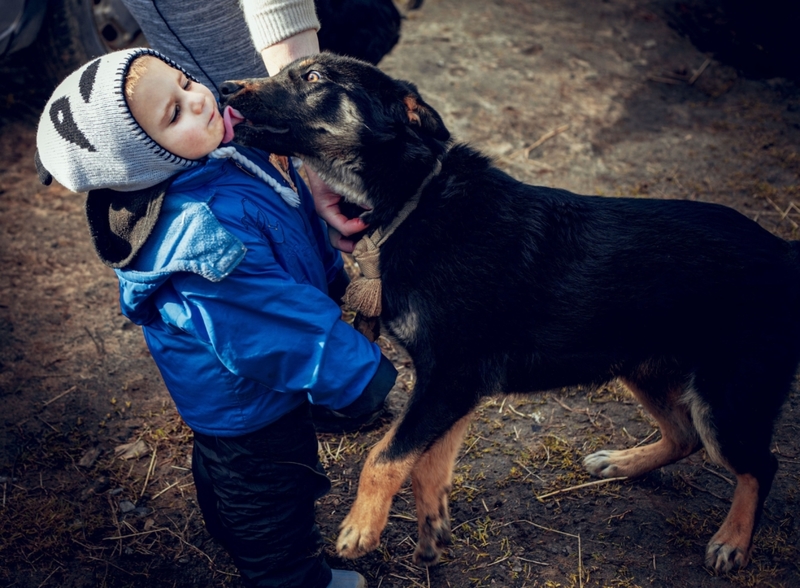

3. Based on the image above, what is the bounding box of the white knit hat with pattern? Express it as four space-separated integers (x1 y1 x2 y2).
36 48 200 193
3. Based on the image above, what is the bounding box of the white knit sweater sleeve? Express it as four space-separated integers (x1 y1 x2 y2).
240 0 320 53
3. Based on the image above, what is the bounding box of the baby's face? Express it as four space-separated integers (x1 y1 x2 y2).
127 57 224 159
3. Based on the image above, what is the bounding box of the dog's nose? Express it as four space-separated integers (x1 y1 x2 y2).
219 81 243 98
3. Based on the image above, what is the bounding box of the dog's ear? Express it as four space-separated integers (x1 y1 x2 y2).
395 82 450 142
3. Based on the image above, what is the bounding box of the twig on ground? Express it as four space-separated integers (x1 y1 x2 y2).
523 124 570 157
507 404 528 418
689 58 712 85
475 554 510 569
604 509 632 524
455 435 484 466
152 478 183 500
502 124 570 162
536 476 628 501
633 429 659 448
42 385 77 407
553 397 582 414
451 515 485 534
513 459 543 483
84 326 105 356
37 565 63 588
763 196 800 229
702 464 734 486
140 445 158 498
35 415 59 433
500 520 583 588
107 494 123 557
517 556 549 566
103 527 170 541
678 474 730 502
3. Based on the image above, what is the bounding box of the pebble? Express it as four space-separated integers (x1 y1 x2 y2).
119 500 136 513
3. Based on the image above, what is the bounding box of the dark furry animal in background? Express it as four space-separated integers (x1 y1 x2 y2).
315 0 421 64
220 53 800 574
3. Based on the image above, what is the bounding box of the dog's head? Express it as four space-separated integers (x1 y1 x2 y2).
219 53 450 223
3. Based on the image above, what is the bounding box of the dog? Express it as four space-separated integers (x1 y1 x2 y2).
219 53 800 573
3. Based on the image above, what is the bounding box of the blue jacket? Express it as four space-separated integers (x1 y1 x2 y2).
115 145 388 436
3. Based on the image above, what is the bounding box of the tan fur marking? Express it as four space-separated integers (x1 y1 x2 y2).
336 425 420 558
404 96 422 125
705 473 759 572
388 307 419 344
682 384 728 468
411 415 472 565
585 377 700 478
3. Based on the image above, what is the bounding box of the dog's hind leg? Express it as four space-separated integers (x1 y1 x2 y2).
584 372 701 478
683 367 785 573
410 414 472 566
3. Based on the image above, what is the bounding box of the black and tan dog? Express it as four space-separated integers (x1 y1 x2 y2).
219 53 800 573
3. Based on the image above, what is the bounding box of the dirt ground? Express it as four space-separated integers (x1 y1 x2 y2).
3 0 800 586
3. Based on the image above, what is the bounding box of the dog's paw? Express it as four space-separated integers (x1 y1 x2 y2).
413 517 451 566
337 513 382 559
583 450 621 477
705 540 750 573
705 523 752 573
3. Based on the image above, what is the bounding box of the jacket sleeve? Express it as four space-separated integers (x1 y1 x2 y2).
169 230 390 412
241 0 320 53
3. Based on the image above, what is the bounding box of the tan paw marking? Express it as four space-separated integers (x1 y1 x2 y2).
337 509 382 559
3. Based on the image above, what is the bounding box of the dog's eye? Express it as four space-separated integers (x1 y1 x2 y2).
305 71 323 82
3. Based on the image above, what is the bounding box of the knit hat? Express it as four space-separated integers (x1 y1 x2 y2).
35 48 303 268
35 48 202 193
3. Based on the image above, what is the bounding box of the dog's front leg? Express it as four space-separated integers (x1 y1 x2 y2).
337 423 420 558
411 414 472 566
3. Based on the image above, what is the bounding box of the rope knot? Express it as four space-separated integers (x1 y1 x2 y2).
342 231 383 317
340 159 442 325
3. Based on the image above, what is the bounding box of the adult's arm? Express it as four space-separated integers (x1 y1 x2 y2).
241 1 369 248
122 0 365 248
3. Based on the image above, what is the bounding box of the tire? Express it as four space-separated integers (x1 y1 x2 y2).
37 0 145 86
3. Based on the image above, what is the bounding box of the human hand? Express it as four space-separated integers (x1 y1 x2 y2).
305 165 368 253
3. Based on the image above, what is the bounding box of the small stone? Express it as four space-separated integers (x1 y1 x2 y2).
79 447 102 468
119 500 136 513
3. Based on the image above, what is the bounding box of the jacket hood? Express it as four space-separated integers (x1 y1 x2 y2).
115 158 247 325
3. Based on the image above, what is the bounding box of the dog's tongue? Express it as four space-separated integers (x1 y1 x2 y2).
222 106 245 144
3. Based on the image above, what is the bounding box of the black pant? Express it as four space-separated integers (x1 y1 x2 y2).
192 404 333 588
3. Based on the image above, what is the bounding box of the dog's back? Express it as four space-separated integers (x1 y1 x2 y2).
383 143 800 385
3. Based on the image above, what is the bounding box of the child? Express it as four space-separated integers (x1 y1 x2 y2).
35 48 397 588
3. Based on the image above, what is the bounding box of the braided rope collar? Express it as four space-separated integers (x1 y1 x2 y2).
342 159 443 319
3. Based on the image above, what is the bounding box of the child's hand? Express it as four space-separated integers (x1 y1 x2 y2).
306 166 368 253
